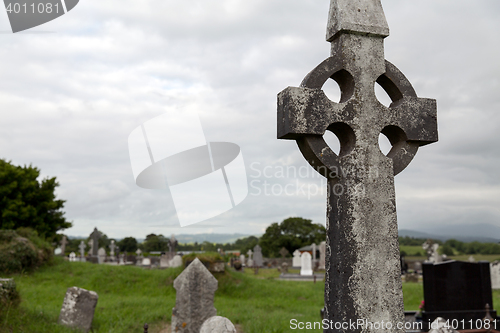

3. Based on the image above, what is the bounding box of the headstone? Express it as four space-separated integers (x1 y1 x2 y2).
200 316 237 333
428 317 459 333
279 247 289 258
252 245 263 267
311 243 316 260
169 255 183 268
97 248 106 264
277 0 438 328
172 258 217 333
69 252 76 262
54 247 62 255
168 234 178 253
422 261 497 331
239 254 245 266
414 261 422 273
246 250 253 267
58 287 98 333
300 252 313 276
60 236 68 256
142 257 151 266
281 262 289 274
160 253 173 268
89 228 100 256
490 261 500 289
119 253 125 265
109 240 116 262
405 273 418 283
468 256 475 263
136 249 143 265
79 241 86 260
292 250 301 267
318 241 325 270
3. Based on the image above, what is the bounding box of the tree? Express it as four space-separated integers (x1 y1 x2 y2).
0 159 71 239
141 234 168 252
259 217 326 257
117 237 138 253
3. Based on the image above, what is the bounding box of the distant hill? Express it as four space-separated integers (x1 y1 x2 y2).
175 233 255 244
399 223 500 243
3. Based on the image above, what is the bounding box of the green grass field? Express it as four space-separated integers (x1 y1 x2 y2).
2 260 500 333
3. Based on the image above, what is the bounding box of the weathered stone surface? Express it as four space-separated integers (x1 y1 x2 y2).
326 0 389 42
277 0 437 331
239 254 245 265
300 252 313 276
0 278 19 308
58 287 98 333
252 245 263 267
199 316 236 333
246 250 253 267
79 241 86 259
172 258 217 333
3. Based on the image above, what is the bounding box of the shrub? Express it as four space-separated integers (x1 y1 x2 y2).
0 229 53 274
182 252 222 266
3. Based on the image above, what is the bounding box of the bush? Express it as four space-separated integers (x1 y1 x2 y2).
0 229 53 274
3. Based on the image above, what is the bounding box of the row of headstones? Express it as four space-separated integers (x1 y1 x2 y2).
58 258 236 333
68 248 184 268
291 241 326 269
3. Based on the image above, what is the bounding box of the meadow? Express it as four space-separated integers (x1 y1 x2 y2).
1 259 499 333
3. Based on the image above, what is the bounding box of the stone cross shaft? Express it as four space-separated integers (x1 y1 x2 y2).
89 228 100 256
79 241 86 258
277 0 437 332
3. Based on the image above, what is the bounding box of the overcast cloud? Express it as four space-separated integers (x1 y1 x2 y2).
0 0 498 239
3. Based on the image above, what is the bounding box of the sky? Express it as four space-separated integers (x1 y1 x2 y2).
0 0 498 239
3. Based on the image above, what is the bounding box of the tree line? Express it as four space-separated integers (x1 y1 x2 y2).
399 236 500 256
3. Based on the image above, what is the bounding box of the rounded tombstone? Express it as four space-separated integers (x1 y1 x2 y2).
233 260 242 271
200 316 236 333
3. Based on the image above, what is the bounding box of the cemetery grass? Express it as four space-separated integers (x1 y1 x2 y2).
3 260 499 333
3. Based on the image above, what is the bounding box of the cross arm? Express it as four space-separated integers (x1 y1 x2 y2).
277 87 342 139
389 97 438 146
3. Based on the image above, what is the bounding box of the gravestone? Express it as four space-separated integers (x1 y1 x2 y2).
491 261 500 289
169 255 183 268
97 248 106 264
277 0 438 329
252 245 263 267
109 240 116 262
136 249 143 265
318 241 325 270
79 241 86 261
172 258 217 333
311 243 316 260
281 262 289 274
168 234 178 253
300 252 313 276
160 253 173 268
468 256 475 263
246 250 253 267
414 261 422 273
58 287 98 333
54 247 62 255
279 247 289 258
60 236 68 256
119 253 125 265
422 261 496 331
200 316 237 333
239 254 245 266
292 250 301 267
89 228 100 257
142 257 151 267
69 252 76 262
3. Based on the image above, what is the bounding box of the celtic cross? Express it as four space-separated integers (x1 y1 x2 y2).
277 0 437 331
